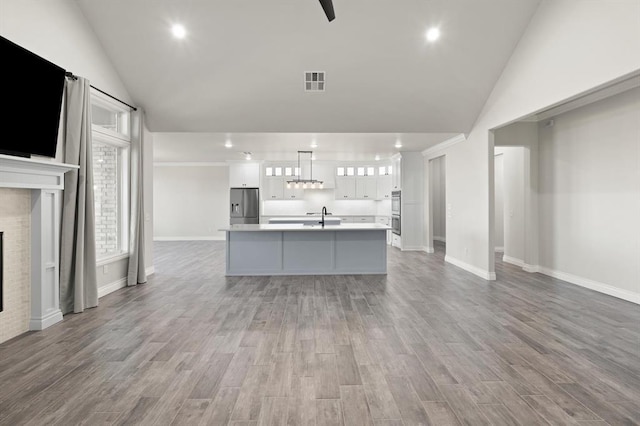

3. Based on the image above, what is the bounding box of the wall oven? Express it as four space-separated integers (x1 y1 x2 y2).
391 214 401 235
391 191 401 216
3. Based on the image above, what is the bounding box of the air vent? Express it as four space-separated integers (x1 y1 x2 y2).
304 71 325 92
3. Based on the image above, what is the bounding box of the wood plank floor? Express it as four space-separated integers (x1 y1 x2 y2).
0 241 639 425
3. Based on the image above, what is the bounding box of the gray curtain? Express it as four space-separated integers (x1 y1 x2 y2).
127 110 147 286
60 77 98 314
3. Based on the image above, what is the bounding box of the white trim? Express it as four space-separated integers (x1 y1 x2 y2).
422 133 467 157
534 72 640 122
154 236 226 241
98 267 156 298
537 267 639 305
154 162 228 167
502 255 524 268
433 236 446 243
96 252 129 267
423 246 435 254
495 246 504 253
445 255 496 280
523 264 540 273
29 310 63 331
0 155 78 190
401 246 425 252
98 277 127 298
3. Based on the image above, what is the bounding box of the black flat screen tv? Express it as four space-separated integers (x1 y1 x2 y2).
0 36 66 158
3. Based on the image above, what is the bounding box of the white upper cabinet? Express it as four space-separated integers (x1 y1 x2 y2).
356 177 377 199
391 157 401 190
230 163 260 187
263 177 284 200
335 176 356 199
284 184 304 199
377 174 392 200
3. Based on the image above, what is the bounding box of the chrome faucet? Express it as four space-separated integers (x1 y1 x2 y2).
320 206 328 227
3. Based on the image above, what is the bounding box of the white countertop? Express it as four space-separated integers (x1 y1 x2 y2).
269 217 343 222
221 223 391 232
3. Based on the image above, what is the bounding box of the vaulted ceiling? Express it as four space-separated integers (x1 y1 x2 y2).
76 0 540 134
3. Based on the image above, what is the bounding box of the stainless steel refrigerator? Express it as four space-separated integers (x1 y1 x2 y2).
230 188 260 224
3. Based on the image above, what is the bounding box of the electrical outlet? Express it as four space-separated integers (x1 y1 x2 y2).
103 264 109 274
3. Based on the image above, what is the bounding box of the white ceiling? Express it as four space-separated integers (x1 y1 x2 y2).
76 0 540 134
153 132 460 162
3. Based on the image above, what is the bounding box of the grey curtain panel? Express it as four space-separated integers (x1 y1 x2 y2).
127 110 147 286
60 77 98 314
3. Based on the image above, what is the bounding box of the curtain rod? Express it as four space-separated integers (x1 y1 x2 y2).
65 71 138 111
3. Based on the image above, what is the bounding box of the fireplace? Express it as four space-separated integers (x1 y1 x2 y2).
0 154 77 339
0 231 3 313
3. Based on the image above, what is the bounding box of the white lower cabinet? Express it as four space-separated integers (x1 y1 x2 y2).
391 233 401 248
352 216 375 223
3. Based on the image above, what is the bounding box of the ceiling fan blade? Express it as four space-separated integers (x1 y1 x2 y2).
318 0 335 21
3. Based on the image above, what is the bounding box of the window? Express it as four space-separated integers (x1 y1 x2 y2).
91 92 130 261
379 165 392 175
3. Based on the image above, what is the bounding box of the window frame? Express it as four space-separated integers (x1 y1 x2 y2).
91 91 131 263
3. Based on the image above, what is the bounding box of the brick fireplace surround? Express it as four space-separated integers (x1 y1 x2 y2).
0 154 77 343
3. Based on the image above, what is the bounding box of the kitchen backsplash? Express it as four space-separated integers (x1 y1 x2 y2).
262 190 391 216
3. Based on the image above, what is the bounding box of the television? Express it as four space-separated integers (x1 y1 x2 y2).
0 36 66 158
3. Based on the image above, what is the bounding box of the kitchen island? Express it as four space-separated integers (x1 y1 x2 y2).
222 223 390 276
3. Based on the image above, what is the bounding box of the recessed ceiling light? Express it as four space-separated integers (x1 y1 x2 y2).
171 24 187 39
225 140 233 148
426 27 440 42
394 140 403 149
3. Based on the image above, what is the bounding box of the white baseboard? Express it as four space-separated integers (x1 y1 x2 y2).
502 255 525 268
402 246 426 252
433 236 446 243
98 277 127 298
445 255 496 281
98 267 156 299
154 236 226 241
29 309 63 331
523 264 540 273
423 246 435 254
537 266 639 305
495 246 504 253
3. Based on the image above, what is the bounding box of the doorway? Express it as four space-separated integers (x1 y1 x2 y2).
429 156 446 252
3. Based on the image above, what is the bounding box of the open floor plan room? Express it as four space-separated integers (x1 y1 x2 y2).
1 1 639 425
0 242 638 425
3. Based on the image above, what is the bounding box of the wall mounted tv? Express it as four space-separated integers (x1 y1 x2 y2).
0 36 66 158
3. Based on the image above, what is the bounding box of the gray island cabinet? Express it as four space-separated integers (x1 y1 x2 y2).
221 223 390 275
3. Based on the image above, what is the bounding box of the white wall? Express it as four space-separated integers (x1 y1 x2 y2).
154 166 230 240
430 156 446 242
538 87 640 299
434 0 640 279
494 154 504 251
1 1 155 294
0 0 132 104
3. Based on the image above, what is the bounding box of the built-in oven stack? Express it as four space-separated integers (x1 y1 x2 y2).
391 191 401 235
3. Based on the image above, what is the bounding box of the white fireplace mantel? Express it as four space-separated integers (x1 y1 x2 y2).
0 154 78 330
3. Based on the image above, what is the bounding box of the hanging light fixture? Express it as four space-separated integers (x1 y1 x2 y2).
286 150 323 189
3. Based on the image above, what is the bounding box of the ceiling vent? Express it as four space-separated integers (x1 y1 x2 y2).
304 71 325 92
